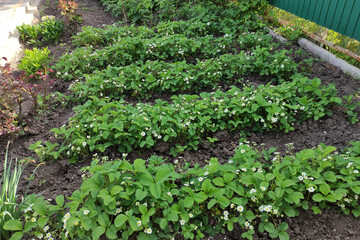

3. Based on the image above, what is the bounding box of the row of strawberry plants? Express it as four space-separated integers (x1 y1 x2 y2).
99 0 267 25
55 33 275 80
32 76 340 162
71 47 298 101
72 19 266 47
6 141 360 239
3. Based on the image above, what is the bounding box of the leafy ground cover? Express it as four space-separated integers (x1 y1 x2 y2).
0 0 360 239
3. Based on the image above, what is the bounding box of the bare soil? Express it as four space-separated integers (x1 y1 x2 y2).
0 0 359 239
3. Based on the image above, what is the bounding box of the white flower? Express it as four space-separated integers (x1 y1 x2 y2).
298 176 304 181
307 187 315 192
116 208 122 214
273 209 278 214
43 225 49 232
198 177 204 182
145 228 152 234
83 210 90 215
353 170 359 174
46 233 51 238
260 186 266 191
223 211 229 216
82 142 87 147
245 221 250 227
250 188 256 194
237 205 244 212
264 205 272 212
241 168 247 172
37 234 43 239
137 220 142 227
204 171 209 176
249 225 253 230
135 202 140 206
141 132 146 136
230 203 235 208
31 217 36 222
189 213 194 218
240 149 245 153
301 172 306 176
180 219 185 225
167 192 172 196
224 215 229 220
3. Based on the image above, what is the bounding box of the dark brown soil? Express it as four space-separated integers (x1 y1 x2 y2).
0 0 359 239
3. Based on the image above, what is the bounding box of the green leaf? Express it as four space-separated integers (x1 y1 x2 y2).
135 189 148 201
4 220 23 231
9 232 23 240
98 189 115 206
106 225 118 239
227 222 234 231
193 192 208 203
312 193 325 202
202 179 213 193
279 231 290 240
223 173 234 183
217 196 230 208
92 226 106 240
245 210 255 220
184 197 194 208
325 194 336 202
134 159 146 172
284 207 296 217
296 149 315 161
155 168 171 183
351 186 360 194
98 212 110 227
213 177 225 186
323 171 337 182
150 182 162 199
319 183 331 195
114 214 128 227
111 185 124 196
160 218 168 229
281 179 295 188
312 206 322 214
278 222 288 231
264 222 276 234
167 212 178 222
37 217 49 228
55 195 64 207
207 198 217 209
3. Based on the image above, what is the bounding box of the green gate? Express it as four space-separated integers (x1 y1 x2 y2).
268 0 360 41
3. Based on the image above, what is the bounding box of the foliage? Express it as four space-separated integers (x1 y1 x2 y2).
0 142 28 239
1 56 54 119
70 47 298 101
33 76 341 162
16 16 64 46
58 0 82 31
98 0 268 25
55 32 274 80
6 141 360 239
18 48 51 80
0 58 20 136
71 19 267 47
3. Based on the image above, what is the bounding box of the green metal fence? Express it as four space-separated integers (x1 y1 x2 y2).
268 0 360 41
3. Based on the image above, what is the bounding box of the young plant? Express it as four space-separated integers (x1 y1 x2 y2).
16 16 64 46
0 142 26 239
58 0 82 31
18 48 51 80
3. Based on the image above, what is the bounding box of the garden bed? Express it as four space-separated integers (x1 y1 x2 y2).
0 0 359 239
